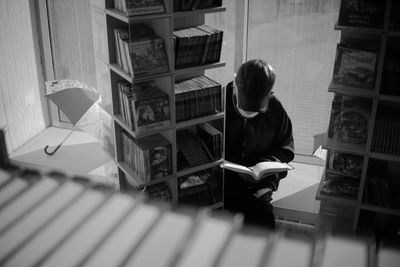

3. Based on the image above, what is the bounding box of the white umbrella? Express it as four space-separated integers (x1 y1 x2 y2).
44 80 100 155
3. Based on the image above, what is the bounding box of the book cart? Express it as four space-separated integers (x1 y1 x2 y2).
89 0 227 209
316 0 400 241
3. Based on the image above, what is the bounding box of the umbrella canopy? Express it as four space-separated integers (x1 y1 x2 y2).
44 80 101 155
45 80 100 125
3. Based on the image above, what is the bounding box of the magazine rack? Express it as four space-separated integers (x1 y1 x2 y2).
316 0 400 238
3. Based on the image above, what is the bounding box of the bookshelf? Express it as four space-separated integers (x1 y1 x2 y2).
90 0 226 208
316 0 400 239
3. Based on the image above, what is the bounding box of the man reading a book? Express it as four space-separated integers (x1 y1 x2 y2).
224 59 294 229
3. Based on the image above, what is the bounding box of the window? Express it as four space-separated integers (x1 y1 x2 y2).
246 0 341 156
38 0 96 126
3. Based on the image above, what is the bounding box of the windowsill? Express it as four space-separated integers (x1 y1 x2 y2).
272 156 325 225
9 126 118 188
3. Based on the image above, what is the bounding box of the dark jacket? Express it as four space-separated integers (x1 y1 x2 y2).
224 81 295 202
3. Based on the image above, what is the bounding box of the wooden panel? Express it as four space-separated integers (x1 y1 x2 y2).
0 0 46 152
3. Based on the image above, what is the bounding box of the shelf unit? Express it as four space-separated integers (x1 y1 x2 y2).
317 0 400 237
90 0 227 208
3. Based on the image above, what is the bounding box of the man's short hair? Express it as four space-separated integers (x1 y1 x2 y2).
235 59 276 112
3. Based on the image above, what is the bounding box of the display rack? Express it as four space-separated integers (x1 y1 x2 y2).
316 0 400 239
90 0 226 208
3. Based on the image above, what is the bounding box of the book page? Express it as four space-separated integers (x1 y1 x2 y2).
220 161 254 177
250 162 294 178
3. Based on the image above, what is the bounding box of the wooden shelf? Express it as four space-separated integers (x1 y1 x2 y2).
360 204 400 217
388 30 400 37
173 6 226 18
105 8 172 23
206 201 223 210
110 63 173 83
369 152 400 162
114 115 173 138
378 94 400 103
334 24 385 34
176 113 224 129
174 62 226 75
177 160 223 177
323 138 368 155
328 82 377 98
316 192 359 207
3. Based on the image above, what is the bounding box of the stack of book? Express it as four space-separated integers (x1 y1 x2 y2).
371 118 400 155
364 175 395 209
121 131 172 183
173 25 223 69
118 80 171 133
175 75 222 122
196 122 222 160
177 130 212 169
113 0 166 16
114 24 169 77
173 0 222 11
178 169 221 206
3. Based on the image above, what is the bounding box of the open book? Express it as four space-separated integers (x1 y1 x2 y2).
221 160 294 181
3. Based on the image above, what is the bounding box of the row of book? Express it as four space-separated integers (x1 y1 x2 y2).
118 80 171 133
177 130 212 170
363 175 395 209
178 169 221 206
114 25 169 78
121 131 173 183
381 59 400 96
114 0 166 16
197 122 222 161
175 75 222 122
173 0 222 12
371 118 400 155
174 25 223 69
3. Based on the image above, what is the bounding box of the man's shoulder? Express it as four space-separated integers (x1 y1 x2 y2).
269 94 285 112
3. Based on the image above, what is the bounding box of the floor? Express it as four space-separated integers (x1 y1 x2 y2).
10 126 324 225
9 126 118 188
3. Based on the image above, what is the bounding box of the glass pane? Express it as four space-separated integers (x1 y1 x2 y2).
47 0 96 123
247 0 341 155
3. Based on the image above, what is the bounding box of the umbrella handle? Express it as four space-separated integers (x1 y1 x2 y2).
43 129 74 156
44 144 61 156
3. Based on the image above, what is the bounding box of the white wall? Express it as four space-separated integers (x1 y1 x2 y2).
0 0 48 153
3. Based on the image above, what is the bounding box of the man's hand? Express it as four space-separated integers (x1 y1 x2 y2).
237 173 258 184
254 188 273 204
